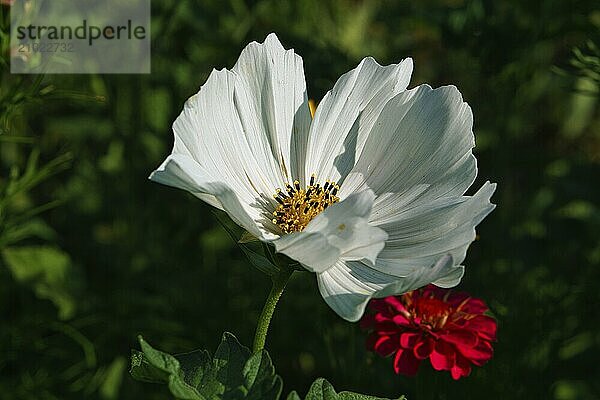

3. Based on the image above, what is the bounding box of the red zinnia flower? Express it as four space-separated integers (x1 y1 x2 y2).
360 285 497 380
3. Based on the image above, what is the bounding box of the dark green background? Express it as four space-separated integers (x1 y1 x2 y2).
1 0 599 399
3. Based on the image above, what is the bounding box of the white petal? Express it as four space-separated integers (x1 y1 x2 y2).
317 255 456 322
273 190 388 273
233 33 312 183
152 34 311 237
371 181 496 276
304 57 413 186
340 84 477 204
171 68 262 206
374 255 460 298
150 154 265 239
431 265 465 288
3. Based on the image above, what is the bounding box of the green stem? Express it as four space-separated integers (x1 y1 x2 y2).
252 266 293 353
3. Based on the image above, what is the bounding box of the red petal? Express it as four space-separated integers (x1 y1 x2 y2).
450 354 472 380
465 315 497 341
446 291 470 307
392 314 411 326
461 298 488 314
456 339 493 365
374 312 394 323
393 348 421 376
420 286 436 297
385 296 409 314
400 332 421 349
413 337 433 360
369 334 399 357
440 329 478 348
429 341 456 371
422 285 447 298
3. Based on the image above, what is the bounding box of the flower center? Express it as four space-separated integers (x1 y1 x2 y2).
409 296 453 330
272 174 340 233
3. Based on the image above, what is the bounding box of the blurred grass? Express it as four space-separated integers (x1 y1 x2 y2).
1 0 599 399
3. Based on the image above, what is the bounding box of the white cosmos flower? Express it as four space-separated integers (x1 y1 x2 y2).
150 33 496 322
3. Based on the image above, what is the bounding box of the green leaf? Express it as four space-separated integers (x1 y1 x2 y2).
338 391 402 400
304 379 338 400
176 349 214 391
240 351 283 400
2 245 80 319
130 349 172 384
168 374 207 400
297 379 401 400
130 336 207 400
130 333 281 400
211 332 251 398
130 334 400 400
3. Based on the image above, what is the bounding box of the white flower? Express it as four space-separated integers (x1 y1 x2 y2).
150 33 496 322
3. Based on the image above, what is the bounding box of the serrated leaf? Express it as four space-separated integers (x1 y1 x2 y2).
131 333 281 400
130 337 206 400
304 379 339 400
298 379 400 400
240 351 282 400
287 392 302 400
130 349 169 383
213 332 252 396
177 350 214 390
168 374 206 400
139 337 184 376
130 335 400 400
338 392 402 400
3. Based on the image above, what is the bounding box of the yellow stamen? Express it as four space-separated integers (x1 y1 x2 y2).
272 174 340 233
308 99 317 118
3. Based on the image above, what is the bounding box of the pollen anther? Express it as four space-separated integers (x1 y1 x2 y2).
272 175 341 233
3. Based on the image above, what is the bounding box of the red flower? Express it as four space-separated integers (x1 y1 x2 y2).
360 285 497 380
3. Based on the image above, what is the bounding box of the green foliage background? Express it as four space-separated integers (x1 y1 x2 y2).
1 0 599 399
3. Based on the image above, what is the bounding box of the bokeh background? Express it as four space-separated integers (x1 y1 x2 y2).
1 1 599 399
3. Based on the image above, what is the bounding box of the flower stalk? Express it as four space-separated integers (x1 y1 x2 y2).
252 265 293 353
